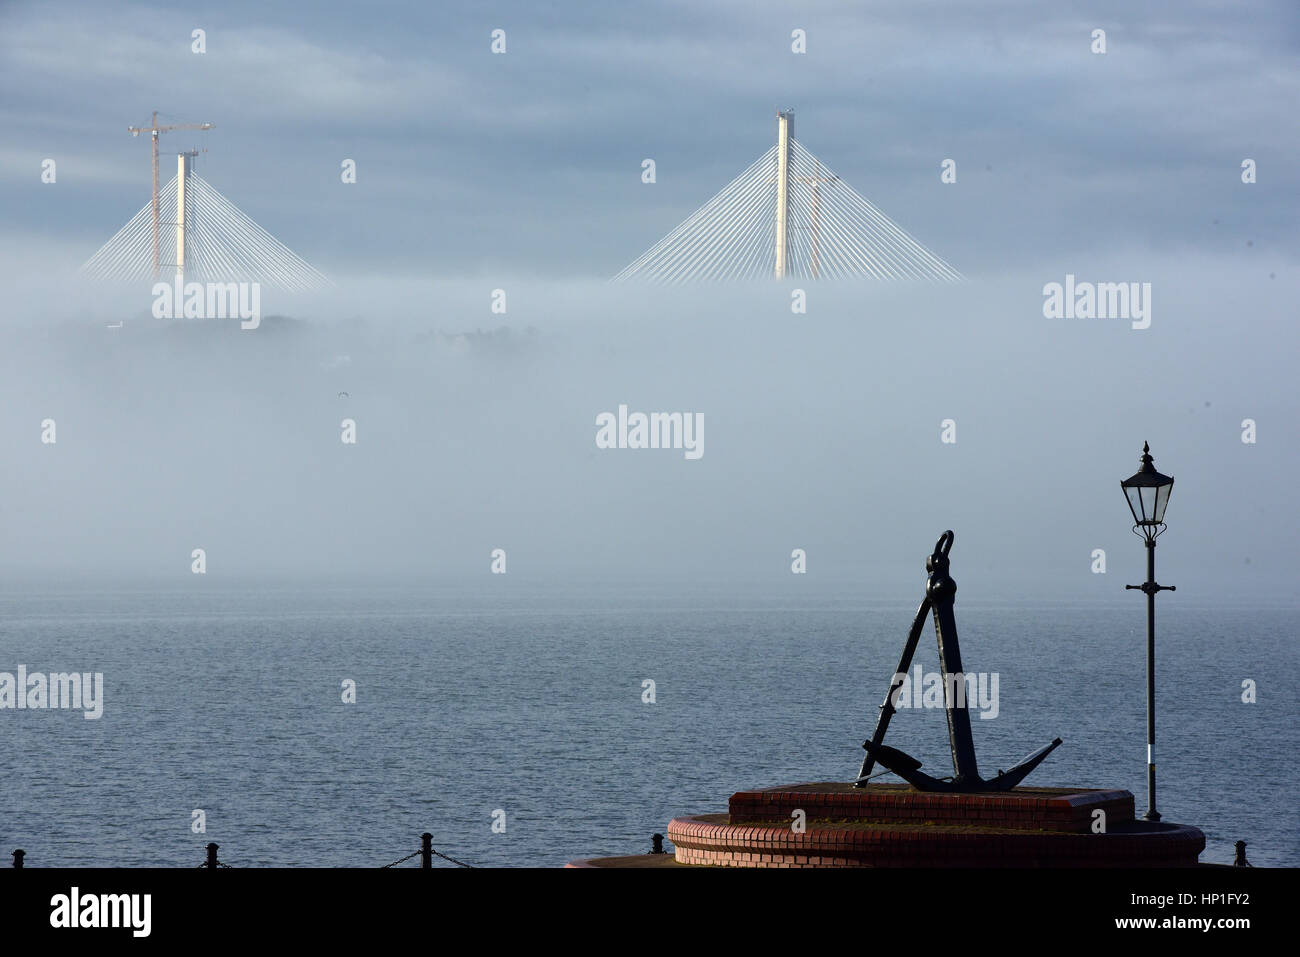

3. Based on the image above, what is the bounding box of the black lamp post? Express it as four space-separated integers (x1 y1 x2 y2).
1120 441 1175 822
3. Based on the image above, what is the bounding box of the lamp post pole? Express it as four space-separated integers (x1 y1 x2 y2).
1143 538 1157 822
1127 539 1172 821
1121 441 1175 824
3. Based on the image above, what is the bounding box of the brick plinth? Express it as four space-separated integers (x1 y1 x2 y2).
728 781 1135 833
658 783 1204 868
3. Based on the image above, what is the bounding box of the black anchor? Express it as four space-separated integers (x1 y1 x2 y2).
854 531 1062 792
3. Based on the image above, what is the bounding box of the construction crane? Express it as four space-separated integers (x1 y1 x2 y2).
127 111 213 277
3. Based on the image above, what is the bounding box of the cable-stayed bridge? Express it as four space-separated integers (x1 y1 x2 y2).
613 112 961 283
81 152 330 291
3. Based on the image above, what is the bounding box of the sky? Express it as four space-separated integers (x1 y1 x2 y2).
0 0 1296 598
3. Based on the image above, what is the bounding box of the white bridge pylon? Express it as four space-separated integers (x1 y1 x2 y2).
80 157 330 292
612 112 962 283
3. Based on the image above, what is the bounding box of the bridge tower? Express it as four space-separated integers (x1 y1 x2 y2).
610 111 963 284
774 110 793 278
175 152 189 280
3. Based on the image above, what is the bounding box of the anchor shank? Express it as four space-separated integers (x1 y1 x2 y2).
927 536 980 783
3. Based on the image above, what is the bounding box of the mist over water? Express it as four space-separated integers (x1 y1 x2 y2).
1 261 1294 602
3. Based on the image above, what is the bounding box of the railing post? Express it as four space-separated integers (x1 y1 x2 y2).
206 843 219 869
12 850 24 869
420 833 433 869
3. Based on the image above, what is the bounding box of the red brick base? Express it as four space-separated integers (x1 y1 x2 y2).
728 782 1135 832
662 782 1204 868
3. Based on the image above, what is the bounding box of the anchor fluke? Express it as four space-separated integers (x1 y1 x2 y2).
860 742 923 774
862 738 1064 793
861 742 955 792
985 737 1064 790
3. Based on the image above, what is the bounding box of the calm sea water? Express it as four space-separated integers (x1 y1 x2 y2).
2 584 1296 868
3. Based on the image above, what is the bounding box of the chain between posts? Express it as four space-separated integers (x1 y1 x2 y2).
428 848 474 868
382 848 474 868
381 850 423 868
384 833 474 868
12 835 475 868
